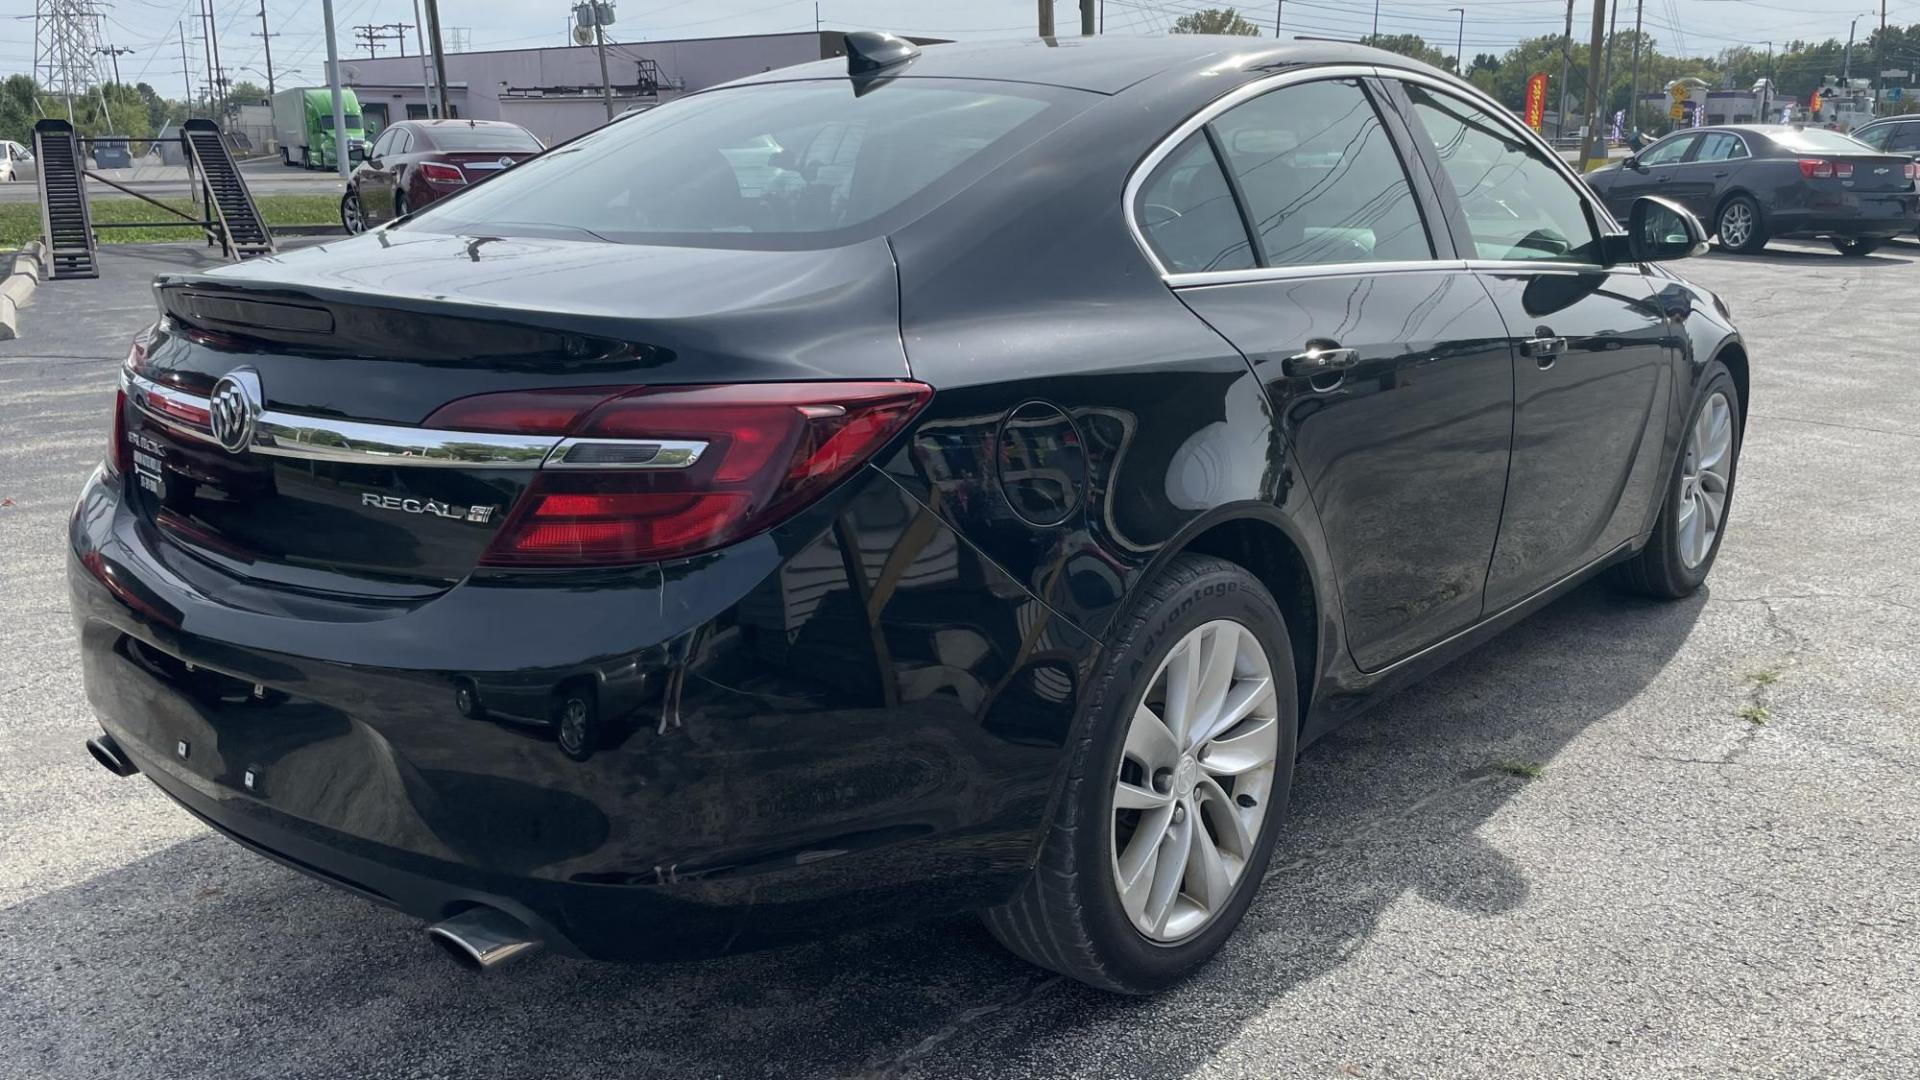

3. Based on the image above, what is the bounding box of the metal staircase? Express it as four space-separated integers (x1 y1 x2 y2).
182 119 276 261
32 119 98 279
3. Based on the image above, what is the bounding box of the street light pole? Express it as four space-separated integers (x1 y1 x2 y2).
321 0 349 179
1449 8 1464 75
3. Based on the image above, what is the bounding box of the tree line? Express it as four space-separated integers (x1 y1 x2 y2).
1 76 271 147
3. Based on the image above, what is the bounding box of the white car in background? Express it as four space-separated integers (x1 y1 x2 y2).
1 140 36 182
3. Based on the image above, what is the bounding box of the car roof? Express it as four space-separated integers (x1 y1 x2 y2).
401 119 525 129
726 34 1445 95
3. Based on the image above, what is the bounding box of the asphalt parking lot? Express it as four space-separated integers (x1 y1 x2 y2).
1 238 1916 1079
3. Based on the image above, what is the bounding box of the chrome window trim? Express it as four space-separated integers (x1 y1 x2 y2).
1465 259 1609 275
122 370 675 471
1125 62 1626 286
1169 259 1467 289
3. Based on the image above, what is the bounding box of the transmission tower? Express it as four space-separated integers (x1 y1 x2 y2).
33 0 111 116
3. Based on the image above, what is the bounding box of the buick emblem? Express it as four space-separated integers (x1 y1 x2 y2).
208 368 263 453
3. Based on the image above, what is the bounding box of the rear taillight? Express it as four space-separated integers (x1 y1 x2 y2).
108 388 130 476
1906 162 1919 181
472 381 933 567
1798 158 1835 179
420 162 466 185
1834 161 1855 179
109 326 156 476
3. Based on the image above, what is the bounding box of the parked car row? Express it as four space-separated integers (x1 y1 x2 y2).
1585 121 1920 255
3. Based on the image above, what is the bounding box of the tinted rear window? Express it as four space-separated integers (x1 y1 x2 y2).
409 80 1087 247
1768 129 1873 153
430 125 543 152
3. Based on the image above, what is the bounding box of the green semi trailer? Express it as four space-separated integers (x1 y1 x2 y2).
271 87 368 169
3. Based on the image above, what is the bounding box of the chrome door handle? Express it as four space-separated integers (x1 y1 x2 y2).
1282 346 1359 378
1523 336 1567 358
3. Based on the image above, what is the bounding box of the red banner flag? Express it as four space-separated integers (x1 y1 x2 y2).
1524 73 1548 131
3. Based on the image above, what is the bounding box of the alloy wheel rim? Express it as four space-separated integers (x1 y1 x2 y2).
1721 204 1751 247
1677 391 1733 569
1110 618 1279 944
342 195 363 233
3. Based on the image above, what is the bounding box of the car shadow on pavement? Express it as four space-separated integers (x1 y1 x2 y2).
1701 246 1914 266
4 580 1705 1080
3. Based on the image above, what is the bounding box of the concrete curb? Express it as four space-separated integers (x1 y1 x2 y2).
0 240 46 342
272 223 348 237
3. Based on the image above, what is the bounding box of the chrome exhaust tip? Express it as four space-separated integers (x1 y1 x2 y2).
86 734 139 777
426 906 542 972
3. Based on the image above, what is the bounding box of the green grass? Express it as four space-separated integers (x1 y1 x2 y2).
1493 760 1545 780
1738 704 1771 725
1 194 338 247
1748 670 1780 687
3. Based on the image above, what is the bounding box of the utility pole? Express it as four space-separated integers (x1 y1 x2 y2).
354 23 382 57
592 17 613 121
1080 0 1093 35
207 0 228 118
1037 0 1052 37
254 0 277 95
321 0 349 179
411 0 432 115
97 43 132 84
1579 0 1607 167
422 0 452 119
198 0 216 114
1370 0 1380 40
1449 8 1464 75
1599 0 1618 139
1274 0 1282 37
178 23 195 108
1628 0 1643 134
1556 0 1573 140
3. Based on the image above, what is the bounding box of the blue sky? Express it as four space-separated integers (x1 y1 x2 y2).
5 0 1913 90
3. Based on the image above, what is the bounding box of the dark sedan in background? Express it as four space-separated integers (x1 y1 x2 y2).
1586 123 1919 255
1854 115 1920 238
76 35 1747 995
342 119 543 232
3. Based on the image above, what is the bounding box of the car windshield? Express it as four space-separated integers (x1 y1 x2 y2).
1769 128 1872 153
408 79 1087 247
318 113 362 131
431 125 543 151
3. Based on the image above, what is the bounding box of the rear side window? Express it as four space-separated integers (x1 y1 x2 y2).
1210 79 1432 267
1134 132 1255 273
1695 133 1748 161
1889 125 1920 152
1855 125 1892 149
432 125 543 152
411 81 1085 247
1403 84 1600 263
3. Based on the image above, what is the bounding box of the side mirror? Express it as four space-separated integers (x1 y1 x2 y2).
1622 155 1639 170
1623 196 1709 263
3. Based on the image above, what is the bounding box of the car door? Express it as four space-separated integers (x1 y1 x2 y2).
1392 78 1673 610
8 142 35 182
1142 75 1517 671
1671 131 1750 220
1598 133 1699 219
360 127 398 222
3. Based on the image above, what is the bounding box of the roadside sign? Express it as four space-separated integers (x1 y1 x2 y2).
1669 103 1685 120
1524 73 1548 131
1892 86 1905 101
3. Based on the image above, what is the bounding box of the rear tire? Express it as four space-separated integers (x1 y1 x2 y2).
1715 195 1767 254
1833 236 1883 257
984 554 1298 994
1612 362 1742 599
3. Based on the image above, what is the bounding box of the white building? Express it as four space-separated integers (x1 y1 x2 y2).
328 30 936 145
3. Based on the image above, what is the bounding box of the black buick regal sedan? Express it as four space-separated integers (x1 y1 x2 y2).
71 33 1747 994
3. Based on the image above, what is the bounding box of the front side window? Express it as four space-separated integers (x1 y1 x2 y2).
1638 135 1697 166
1403 84 1600 263
1209 79 1432 267
370 129 396 158
411 80 1087 247
1134 131 1255 273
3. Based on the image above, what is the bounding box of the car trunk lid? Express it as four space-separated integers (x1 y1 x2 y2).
124 231 909 592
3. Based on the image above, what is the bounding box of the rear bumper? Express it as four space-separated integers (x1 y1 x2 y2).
70 463 1091 961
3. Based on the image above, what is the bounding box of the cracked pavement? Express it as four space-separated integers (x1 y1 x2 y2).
1 238 1917 1079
